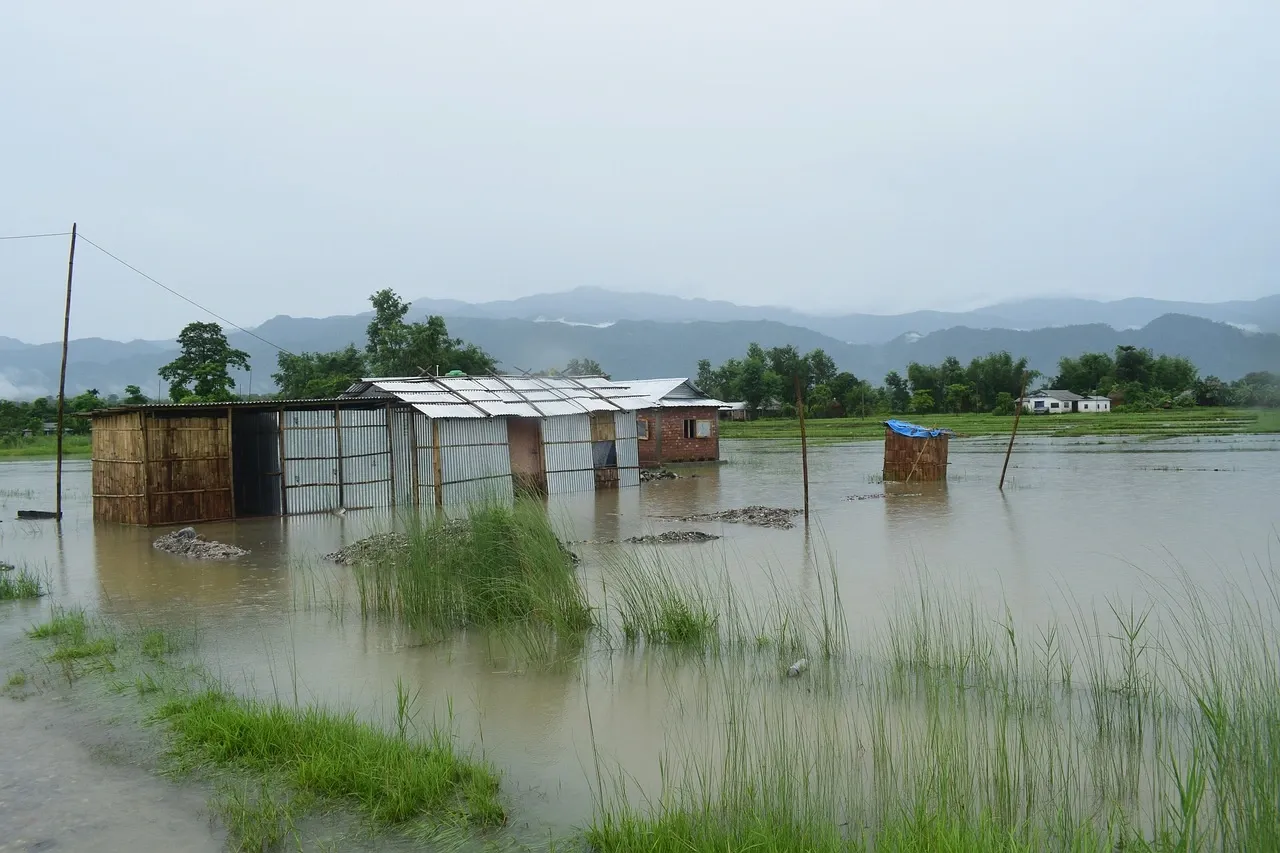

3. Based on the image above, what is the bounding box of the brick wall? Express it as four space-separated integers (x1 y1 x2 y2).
637 406 720 465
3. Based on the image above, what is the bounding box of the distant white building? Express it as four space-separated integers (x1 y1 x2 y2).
1021 390 1111 414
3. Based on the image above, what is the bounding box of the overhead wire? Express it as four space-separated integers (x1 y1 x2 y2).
0 231 73 241
74 232 294 356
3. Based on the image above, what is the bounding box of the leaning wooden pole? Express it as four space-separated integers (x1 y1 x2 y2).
998 370 1027 491
55 223 78 522
795 374 810 521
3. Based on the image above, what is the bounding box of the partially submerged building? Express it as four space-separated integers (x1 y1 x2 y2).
882 418 952 482
89 375 645 526
595 378 725 465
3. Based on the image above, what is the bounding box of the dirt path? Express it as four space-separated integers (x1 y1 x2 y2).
0 693 221 853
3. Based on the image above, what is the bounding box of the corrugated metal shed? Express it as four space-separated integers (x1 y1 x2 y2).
582 376 727 409
344 374 648 418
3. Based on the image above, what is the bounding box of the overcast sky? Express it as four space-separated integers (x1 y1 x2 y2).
3 1 1278 343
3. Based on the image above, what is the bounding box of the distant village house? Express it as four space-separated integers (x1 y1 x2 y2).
1021 390 1112 414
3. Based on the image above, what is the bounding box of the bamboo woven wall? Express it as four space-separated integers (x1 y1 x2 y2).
146 413 233 525
92 411 146 524
882 427 949 482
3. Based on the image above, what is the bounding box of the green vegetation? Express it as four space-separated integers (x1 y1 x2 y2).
4 670 27 689
588 569 1280 853
154 688 503 826
610 554 721 646
28 606 89 639
211 780 303 853
723 407 1277 442
0 566 44 599
353 500 593 635
159 321 251 402
0 433 92 458
273 288 497 398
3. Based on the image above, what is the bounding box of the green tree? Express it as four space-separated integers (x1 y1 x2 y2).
696 359 717 397
564 358 607 378
991 391 1016 416
910 389 935 414
159 322 250 402
1149 354 1197 395
807 348 838 387
273 345 367 399
884 371 911 413
365 289 496 377
965 351 1036 411
943 382 974 414
1114 345 1153 386
1054 352 1115 396
123 385 148 405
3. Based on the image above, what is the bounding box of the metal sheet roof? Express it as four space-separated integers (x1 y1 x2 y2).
344 374 647 419
582 376 727 409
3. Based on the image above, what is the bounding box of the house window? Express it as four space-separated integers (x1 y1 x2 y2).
696 420 711 438
683 419 696 439
1034 400 1045 409
637 418 650 440
1050 402 1059 409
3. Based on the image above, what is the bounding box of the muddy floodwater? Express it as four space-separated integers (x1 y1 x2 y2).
3 433 1279 847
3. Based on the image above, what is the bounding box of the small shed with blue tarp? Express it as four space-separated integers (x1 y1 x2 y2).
883 419 953 482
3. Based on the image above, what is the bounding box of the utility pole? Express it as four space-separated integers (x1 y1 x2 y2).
55 223 77 522
999 370 1027 491
795 374 810 521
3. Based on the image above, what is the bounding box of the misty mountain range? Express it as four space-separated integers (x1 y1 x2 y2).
2 289 1278 399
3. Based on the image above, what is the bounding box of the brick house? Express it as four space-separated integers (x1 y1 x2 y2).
611 378 725 465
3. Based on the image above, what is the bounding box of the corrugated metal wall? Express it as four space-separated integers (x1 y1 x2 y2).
439 418 513 504
338 407 392 509
541 414 595 495
282 409 340 514
414 412 436 508
390 406 417 507
614 409 641 489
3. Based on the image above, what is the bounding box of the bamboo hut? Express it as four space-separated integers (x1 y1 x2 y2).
89 375 647 526
882 419 952 482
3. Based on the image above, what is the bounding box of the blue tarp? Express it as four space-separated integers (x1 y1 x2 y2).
885 419 952 439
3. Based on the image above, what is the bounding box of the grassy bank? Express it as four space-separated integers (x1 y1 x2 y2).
721 407 1280 442
0 566 44 600
0 434 91 459
18 606 505 849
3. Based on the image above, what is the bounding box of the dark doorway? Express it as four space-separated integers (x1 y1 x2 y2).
507 417 547 497
232 410 282 516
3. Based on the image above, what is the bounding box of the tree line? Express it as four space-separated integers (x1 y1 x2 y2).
696 343 1280 417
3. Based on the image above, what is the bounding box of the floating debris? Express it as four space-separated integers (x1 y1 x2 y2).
787 658 809 677
0 560 14 572
325 532 410 566
844 494 886 501
153 527 248 560
640 468 678 482
625 531 721 545
674 505 803 530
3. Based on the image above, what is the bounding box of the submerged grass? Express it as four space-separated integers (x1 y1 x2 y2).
154 688 504 827
587 556 1280 853
0 566 44 600
211 779 305 853
354 499 593 635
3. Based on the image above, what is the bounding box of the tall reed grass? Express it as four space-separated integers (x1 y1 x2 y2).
352 500 593 635
0 566 43 600
588 561 1280 853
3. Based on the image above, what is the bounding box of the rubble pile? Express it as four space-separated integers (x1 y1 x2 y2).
153 527 248 560
640 468 678 482
625 531 721 544
325 532 410 566
674 505 803 530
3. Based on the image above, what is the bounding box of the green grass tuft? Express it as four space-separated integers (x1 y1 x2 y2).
212 779 303 853
47 637 118 661
0 567 44 600
4 671 27 689
28 607 88 641
354 499 593 635
154 689 504 827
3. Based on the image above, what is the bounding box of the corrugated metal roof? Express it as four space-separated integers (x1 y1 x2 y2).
585 376 728 409
89 398 373 416
344 374 647 419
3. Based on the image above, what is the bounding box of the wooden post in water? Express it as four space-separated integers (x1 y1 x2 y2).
55 223 78 523
795 374 809 521
998 370 1027 491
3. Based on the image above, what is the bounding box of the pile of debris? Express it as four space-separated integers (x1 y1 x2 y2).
844 493 886 502
640 468 678 482
674 506 803 530
325 532 410 566
153 527 248 560
625 531 721 544
0 560 15 572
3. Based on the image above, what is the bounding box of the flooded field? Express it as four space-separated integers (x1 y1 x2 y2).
3 433 1279 850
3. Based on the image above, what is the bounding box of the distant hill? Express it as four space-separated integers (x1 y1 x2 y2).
393 287 1280 343
2 312 1277 399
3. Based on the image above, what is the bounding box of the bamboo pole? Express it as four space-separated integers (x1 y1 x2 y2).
999 371 1028 491
795 374 809 521
55 223 77 523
